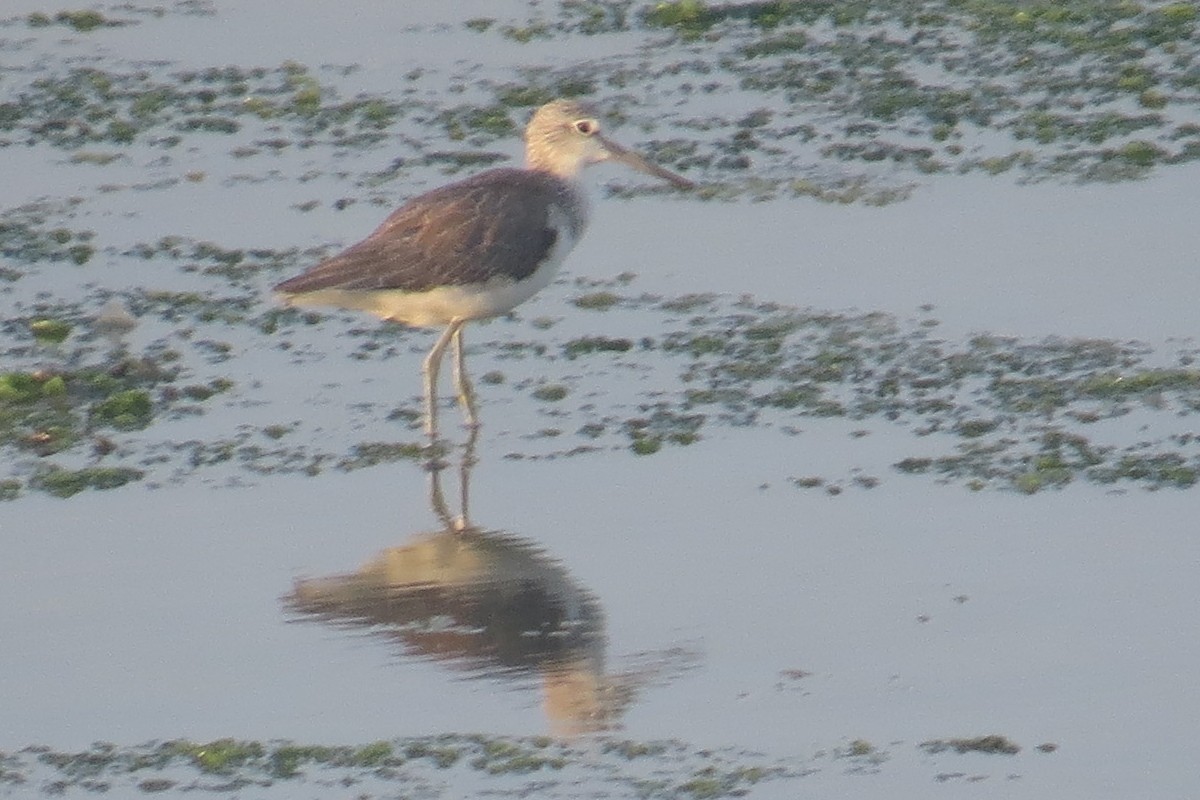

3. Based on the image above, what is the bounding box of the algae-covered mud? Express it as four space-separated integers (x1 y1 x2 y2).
4 267 1200 496
9 268 1200 494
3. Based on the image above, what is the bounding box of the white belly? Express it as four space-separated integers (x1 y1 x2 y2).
284 204 582 328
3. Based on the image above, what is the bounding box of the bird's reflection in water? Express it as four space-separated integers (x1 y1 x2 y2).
284 430 641 736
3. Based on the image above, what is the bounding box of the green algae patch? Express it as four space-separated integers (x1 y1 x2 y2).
30 465 144 497
0 205 97 269
0 311 241 494
572 291 622 311
470 738 567 774
1092 452 1199 489
643 1 718 39
675 763 779 798
267 741 397 778
533 384 569 402
631 435 663 455
602 739 671 759
1080 368 1200 398
0 372 48 404
921 734 1021 755
167 739 265 774
563 335 634 359
402 739 463 768
29 319 72 344
91 389 153 430
28 10 129 32
337 441 427 470
438 104 517 141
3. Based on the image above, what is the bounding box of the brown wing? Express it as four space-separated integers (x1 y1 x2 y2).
274 169 573 295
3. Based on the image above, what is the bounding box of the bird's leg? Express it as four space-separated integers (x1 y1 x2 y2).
454 423 480 532
451 322 479 430
427 455 454 529
423 321 460 442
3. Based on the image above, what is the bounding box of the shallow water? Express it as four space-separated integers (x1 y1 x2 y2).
2 2 1200 798
6 431 1200 796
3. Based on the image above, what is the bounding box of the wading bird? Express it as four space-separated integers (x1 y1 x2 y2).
274 99 693 438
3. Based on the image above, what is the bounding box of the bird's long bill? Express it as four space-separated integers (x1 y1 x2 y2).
599 134 695 190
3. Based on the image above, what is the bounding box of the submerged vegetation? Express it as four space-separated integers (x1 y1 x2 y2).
26 10 129 32
0 731 1043 796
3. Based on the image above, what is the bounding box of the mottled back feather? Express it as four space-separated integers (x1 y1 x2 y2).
274 168 584 296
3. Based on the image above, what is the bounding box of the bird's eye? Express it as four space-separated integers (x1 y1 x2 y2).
573 119 597 136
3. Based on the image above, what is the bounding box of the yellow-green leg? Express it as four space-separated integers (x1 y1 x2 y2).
451 323 479 430
422 319 464 439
